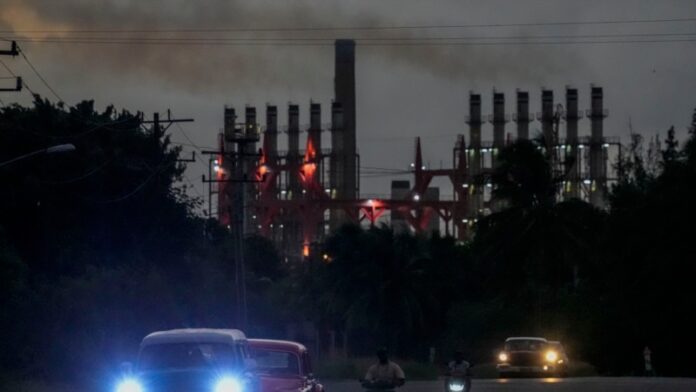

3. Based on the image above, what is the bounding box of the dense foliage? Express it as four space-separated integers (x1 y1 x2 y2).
0 99 282 384
2 99 696 386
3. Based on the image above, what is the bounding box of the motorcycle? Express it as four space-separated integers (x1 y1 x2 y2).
445 376 470 392
445 367 472 392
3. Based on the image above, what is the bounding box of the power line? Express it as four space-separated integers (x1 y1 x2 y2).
17 46 63 102
3 16 696 34
6 31 696 42
171 141 216 150
9 37 696 47
40 157 115 184
173 120 213 170
0 57 36 96
180 173 204 199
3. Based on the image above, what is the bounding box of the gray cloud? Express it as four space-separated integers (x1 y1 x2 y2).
1 0 696 199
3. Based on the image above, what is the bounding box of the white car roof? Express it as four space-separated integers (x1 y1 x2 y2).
505 337 548 342
141 328 247 347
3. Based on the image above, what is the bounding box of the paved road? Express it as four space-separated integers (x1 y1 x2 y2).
324 378 696 392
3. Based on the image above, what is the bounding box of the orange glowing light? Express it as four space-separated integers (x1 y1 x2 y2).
302 244 310 258
258 163 269 179
300 138 318 182
301 162 317 181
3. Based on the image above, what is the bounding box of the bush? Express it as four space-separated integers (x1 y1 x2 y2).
314 357 438 380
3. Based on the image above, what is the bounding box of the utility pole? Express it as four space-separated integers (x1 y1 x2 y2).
202 118 262 330
140 111 194 147
1 41 22 92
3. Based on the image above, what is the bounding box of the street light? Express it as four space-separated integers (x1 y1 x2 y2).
0 143 76 168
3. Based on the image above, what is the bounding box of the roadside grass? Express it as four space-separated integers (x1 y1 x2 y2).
314 358 597 380
0 377 76 392
314 357 439 380
472 361 598 379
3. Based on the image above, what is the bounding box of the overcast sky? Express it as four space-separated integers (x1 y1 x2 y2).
2 0 696 205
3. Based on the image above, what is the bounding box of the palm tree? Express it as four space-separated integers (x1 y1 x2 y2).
316 224 438 356
474 140 605 302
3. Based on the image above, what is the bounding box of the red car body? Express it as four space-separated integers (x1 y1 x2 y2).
249 339 324 392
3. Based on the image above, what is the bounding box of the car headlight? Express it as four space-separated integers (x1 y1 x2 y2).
215 376 242 392
116 378 143 392
498 352 508 362
545 350 558 362
448 382 465 392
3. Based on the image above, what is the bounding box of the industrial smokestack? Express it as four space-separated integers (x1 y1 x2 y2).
466 93 483 214
492 91 506 149
331 101 344 147
565 87 579 142
589 85 607 208
245 107 257 137
329 102 345 228
515 90 530 140
590 86 604 142
309 102 322 152
288 104 300 197
564 87 580 199
243 107 258 234
468 93 482 150
265 105 278 162
288 104 300 155
541 89 554 146
334 39 357 200
224 107 236 137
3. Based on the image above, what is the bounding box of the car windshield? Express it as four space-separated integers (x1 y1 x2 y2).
138 343 239 372
251 349 300 376
505 340 546 351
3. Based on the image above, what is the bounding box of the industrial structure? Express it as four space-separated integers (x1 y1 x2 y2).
209 39 620 260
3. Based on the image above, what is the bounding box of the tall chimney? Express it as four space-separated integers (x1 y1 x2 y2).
492 91 506 150
288 104 300 198
467 93 483 214
219 107 237 225
564 87 580 199
224 107 236 142
329 102 345 229
309 102 322 153
265 105 278 163
565 87 579 143
334 39 357 201
541 89 555 147
330 102 344 191
243 107 258 234
589 85 607 208
467 93 482 173
515 90 530 140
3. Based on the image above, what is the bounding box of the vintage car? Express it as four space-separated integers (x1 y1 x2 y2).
496 337 568 377
115 328 258 392
249 339 324 392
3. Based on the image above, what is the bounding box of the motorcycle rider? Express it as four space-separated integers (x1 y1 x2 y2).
363 348 406 388
446 350 471 391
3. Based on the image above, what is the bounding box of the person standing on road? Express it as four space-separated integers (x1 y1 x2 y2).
364 348 406 388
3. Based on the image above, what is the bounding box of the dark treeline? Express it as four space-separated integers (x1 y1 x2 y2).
1 99 696 386
0 98 284 385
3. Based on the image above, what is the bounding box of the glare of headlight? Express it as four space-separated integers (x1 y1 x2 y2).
545 350 558 362
116 378 143 392
215 377 242 392
498 352 508 362
448 383 465 392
